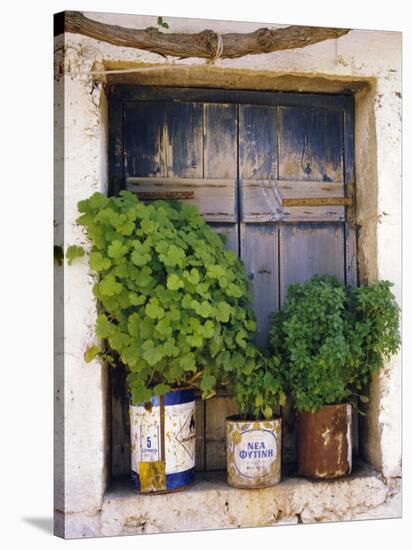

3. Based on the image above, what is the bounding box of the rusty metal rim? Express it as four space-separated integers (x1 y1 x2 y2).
301 402 350 412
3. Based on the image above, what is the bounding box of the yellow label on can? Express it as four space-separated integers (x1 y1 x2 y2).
138 461 166 492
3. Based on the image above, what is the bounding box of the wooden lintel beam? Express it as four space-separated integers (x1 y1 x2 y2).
56 11 351 61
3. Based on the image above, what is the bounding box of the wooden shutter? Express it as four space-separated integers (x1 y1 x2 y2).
237 100 354 463
109 86 356 475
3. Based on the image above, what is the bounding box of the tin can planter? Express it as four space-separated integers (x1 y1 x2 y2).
226 416 282 488
297 403 352 479
129 388 196 494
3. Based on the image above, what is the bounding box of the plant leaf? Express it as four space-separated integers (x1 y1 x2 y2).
84 344 101 363
66 245 85 265
154 383 171 396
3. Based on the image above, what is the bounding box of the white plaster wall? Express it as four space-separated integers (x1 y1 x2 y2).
372 73 402 477
54 32 109 527
54 12 401 533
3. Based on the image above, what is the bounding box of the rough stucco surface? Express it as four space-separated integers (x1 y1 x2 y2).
54 13 401 538
55 32 110 526
63 464 401 539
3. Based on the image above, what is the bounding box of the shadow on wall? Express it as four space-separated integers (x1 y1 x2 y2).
22 517 53 534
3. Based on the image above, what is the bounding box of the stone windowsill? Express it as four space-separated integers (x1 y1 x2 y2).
98 460 401 537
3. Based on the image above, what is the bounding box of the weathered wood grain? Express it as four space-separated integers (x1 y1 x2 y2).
240 180 345 222
126 177 237 222
164 102 203 178
124 101 163 177
239 105 277 180
278 106 344 182
204 104 237 179
343 97 355 185
345 221 358 287
111 86 353 110
279 223 345 305
200 103 239 471
194 398 205 471
109 95 124 196
279 223 346 465
124 102 203 178
239 104 278 229
110 367 131 476
59 11 350 61
205 396 239 470
343 96 357 295
109 87 357 476
278 181 345 198
210 223 239 254
241 224 279 346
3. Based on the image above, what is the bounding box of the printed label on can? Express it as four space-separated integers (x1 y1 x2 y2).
165 401 196 474
130 400 195 475
233 429 278 478
140 428 161 461
130 405 161 472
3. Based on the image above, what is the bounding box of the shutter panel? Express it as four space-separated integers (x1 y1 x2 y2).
276 105 349 464
279 223 345 305
278 106 344 182
109 87 356 475
124 101 237 223
124 99 240 471
239 104 279 346
124 101 203 178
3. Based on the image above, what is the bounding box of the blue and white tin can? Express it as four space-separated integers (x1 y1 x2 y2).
226 416 282 488
129 389 196 493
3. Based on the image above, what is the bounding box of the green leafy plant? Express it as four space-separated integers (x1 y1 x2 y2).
269 275 400 412
345 280 401 393
228 347 286 420
66 244 85 265
76 191 257 404
157 16 169 29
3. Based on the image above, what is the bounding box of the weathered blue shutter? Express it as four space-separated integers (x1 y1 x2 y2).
109 86 356 475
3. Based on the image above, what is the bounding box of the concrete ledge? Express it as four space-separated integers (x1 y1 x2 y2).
62 461 401 538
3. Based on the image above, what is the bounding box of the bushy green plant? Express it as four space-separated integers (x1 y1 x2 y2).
345 281 401 391
269 275 400 412
228 347 286 420
76 191 258 404
270 275 351 411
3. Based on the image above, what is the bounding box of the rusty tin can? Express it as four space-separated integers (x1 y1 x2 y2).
297 403 352 479
129 388 196 493
226 416 282 488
